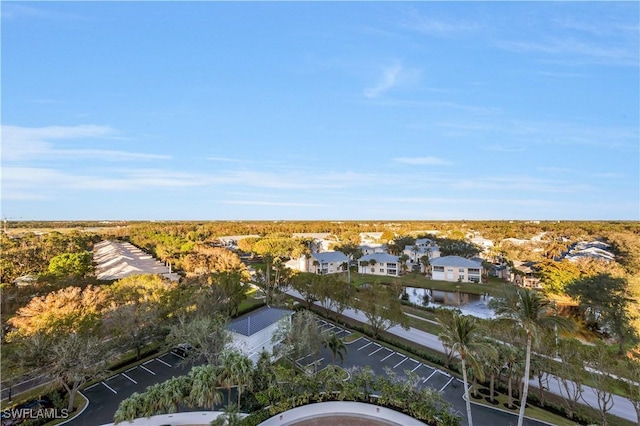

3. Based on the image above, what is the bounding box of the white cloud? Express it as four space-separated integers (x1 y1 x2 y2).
2 124 170 162
221 200 323 207
364 64 403 99
394 156 451 165
401 11 481 37
498 38 639 66
363 63 421 99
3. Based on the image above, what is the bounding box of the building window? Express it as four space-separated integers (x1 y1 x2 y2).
459 268 465 273
433 266 444 272
459 274 465 281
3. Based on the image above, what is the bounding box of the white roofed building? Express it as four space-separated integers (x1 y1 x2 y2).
227 306 293 363
358 253 400 276
430 256 483 283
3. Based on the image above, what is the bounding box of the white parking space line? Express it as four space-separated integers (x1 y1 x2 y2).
171 351 185 360
411 363 422 373
101 382 117 394
125 367 137 373
439 377 455 392
358 341 373 351
140 365 156 375
156 358 172 367
439 370 451 378
423 370 437 383
381 351 396 362
84 383 99 391
368 347 384 357
121 373 137 384
393 356 408 369
296 354 313 363
143 359 155 365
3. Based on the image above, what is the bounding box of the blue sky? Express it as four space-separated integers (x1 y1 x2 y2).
2 1 638 221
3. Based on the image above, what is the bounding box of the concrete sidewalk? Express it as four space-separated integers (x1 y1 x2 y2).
286 288 638 424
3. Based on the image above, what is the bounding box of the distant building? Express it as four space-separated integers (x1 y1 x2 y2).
359 244 387 255
289 251 349 274
358 253 400 276
511 261 542 289
227 306 293 363
430 256 483 283
564 241 615 263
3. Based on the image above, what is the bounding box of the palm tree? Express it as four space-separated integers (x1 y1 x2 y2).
323 332 347 365
161 375 191 413
368 258 377 273
491 288 574 426
420 255 430 275
187 365 222 410
233 353 254 407
114 392 144 423
437 312 497 426
359 260 369 275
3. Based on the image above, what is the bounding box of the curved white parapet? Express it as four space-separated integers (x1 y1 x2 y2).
101 411 246 426
258 402 430 426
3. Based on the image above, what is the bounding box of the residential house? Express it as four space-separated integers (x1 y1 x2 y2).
358 253 400 276
359 244 387 256
359 232 384 244
564 241 615 263
511 261 542 289
289 251 349 275
430 256 483 283
227 306 293 363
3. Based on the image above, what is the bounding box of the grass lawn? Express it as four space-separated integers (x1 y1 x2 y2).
343 271 513 296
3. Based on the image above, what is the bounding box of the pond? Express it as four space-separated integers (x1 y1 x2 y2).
401 286 496 319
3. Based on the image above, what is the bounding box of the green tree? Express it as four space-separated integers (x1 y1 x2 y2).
187 364 223 410
106 274 178 360
47 251 93 278
567 273 638 355
48 333 112 413
353 281 408 339
272 310 322 365
437 313 497 426
323 331 347 365
490 288 574 426
165 314 231 365
7 285 106 339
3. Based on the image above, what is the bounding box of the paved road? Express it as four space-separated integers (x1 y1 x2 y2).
307 318 550 426
65 351 195 426
287 288 638 424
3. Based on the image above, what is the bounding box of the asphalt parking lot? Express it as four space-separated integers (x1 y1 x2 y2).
302 319 549 426
66 351 193 426
67 319 551 426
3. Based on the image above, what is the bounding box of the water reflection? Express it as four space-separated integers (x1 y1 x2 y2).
402 286 495 319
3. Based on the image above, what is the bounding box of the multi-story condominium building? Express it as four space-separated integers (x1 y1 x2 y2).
430 255 483 283
289 251 349 275
358 253 400 276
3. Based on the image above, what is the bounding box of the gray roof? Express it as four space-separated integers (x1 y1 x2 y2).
227 306 293 337
312 251 349 263
430 256 482 268
360 253 399 263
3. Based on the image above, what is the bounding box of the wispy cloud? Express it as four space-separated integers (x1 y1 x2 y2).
363 63 421 99
221 200 323 207
1 4 84 21
450 176 593 193
394 156 451 166
2 125 170 162
401 10 481 37
481 144 526 153
499 38 639 66
364 64 403 98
